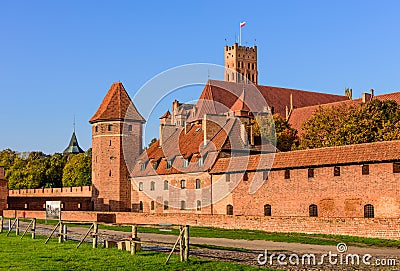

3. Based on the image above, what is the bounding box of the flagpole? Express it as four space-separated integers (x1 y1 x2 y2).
239 24 241 45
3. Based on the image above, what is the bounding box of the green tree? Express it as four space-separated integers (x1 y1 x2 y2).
253 114 299 151
299 100 400 149
62 151 92 187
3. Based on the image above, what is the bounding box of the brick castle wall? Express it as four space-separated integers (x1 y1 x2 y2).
91 121 142 212
4 210 400 240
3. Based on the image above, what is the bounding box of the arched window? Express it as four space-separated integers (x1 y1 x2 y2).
195 179 201 189
196 200 201 211
227 204 233 215
163 180 168 190
264 204 271 216
309 204 318 217
139 201 143 212
150 181 155 191
364 204 374 218
138 182 143 191
181 180 186 189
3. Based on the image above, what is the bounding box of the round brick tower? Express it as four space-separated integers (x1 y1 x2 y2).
89 82 145 211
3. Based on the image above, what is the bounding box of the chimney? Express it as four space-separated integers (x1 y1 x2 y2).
290 93 293 112
0 166 4 179
362 92 372 103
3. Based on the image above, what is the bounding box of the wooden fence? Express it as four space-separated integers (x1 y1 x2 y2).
0 216 190 263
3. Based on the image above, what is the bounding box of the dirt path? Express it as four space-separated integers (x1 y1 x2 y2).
5 221 400 270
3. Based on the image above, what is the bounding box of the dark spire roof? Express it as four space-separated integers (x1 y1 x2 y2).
63 131 84 154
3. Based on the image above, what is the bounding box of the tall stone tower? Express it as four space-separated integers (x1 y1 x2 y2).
89 82 145 212
224 43 258 85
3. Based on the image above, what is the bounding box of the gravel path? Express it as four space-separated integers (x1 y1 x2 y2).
4 221 400 270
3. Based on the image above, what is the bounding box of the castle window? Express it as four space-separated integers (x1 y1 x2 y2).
140 163 145 171
264 204 272 216
252 74 254 82
183 159 189 168
252 63 255 69
271 106 275 114
150 181 155 191
334 166 340 176
248 63 250 69
24 203 29 209
139 201 143 212
284 169 290 179
128 125 132 131
95 126 98 132
164 180 168 190
195 179 201 189
150 201 155 211
226 174 230 182
109 140 112 146
197 156 204 167
138 182 143 191
108 124 113 131
309 204 318 217
180 201 186 210
181 179 186 189
77 203 81 210
109 170 112 177
196 200 201 211
61 203 65 210
263 171 269 180
164 201 169 210
362 165 369 175
153 161 158 170
227 74 229 81
226 204 233 215
364 204 374 218
393 163 400 173
166 160 172 169
308 168 315 178
243 172 248 181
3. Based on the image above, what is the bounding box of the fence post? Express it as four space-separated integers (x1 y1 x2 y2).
184 225 189 261
179 225 184 262
63 224 67 241
58 221 63 243
32 218 36 239
8 219 11 232
131 225 138 255
0 216 3 233
93 222 98 248
15 218 19 236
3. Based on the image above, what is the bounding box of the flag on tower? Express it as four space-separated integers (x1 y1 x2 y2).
240 21 246 28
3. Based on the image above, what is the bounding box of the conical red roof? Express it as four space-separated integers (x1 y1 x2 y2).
89 82 145 123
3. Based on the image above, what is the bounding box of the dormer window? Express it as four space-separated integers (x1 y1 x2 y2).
183 159 189 168
166 160 172 169
140 163 145 172
197 156 204 167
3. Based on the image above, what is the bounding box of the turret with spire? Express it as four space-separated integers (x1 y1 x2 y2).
63 119 84 154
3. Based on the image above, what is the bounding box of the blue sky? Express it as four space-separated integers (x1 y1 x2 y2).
1 0 399 154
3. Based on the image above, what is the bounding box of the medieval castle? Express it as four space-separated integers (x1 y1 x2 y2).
2 43 400 239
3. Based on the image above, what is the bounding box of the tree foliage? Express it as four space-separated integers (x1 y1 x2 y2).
0 149 90 189
62 151 92 187
253 114 299 151
300 100 400 149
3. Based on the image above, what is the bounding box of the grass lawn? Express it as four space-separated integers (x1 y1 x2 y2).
18 218 400 248
0 234 277 271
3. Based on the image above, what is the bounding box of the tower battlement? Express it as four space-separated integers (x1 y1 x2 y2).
224 43 258 85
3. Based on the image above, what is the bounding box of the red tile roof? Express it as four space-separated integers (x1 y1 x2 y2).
288 91 400 134
210 140 400 173
131 118 249 176
187 80 348 122
89 82 145 123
